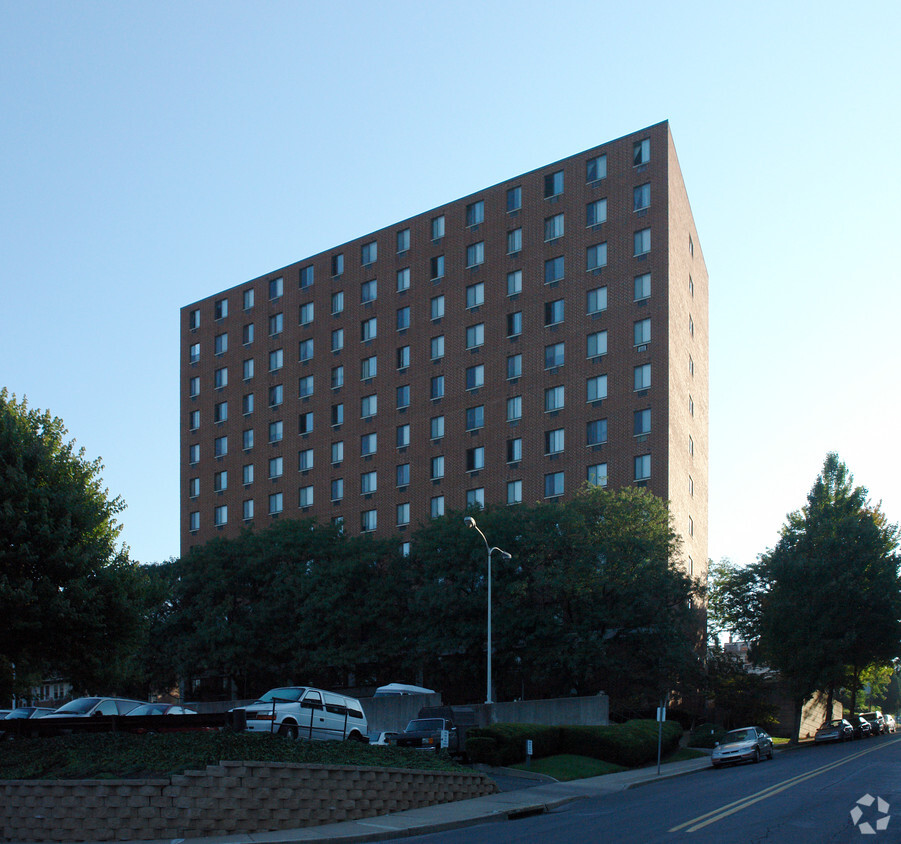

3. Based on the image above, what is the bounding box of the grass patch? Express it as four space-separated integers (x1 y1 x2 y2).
0 731 468 780
511 754 626 781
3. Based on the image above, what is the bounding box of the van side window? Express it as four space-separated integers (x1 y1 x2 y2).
347 706 364 720
301 691 323 710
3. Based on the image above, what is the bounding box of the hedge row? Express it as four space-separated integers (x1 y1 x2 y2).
465 719 682 767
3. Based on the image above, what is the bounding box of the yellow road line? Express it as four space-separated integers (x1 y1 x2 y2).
670 739 897 833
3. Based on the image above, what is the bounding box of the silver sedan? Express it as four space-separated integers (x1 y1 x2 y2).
711 726 774 767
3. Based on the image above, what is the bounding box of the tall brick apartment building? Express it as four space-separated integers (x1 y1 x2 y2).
180 120 708 577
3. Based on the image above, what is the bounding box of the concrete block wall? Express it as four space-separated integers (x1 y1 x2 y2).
1 762 497 843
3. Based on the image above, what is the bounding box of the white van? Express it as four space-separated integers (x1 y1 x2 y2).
240 687 367 741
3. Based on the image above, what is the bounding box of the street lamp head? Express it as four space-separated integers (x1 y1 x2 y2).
464 516 477 529
500 551 512 560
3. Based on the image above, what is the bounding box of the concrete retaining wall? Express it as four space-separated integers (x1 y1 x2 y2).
1 762 497 843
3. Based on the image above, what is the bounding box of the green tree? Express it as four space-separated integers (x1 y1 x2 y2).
0 389 146 696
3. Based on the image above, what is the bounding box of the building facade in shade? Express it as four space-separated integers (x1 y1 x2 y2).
180 120 708 577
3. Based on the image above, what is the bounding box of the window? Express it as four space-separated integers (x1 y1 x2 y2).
396 385 410 409
507 395 522 421
430 374 445 399
587 286 607 315
189 308 200 329
689 435 694 456
243 499 254 521
545 385 564 411
587 375 608 402
215 505 228 526
361 241 377 265
544 213 564 241
689 475 694 497
189 343 200 363
269 456 283 479
689 315 694 337
634 409 651 436
269 277 283 300
360 355 377 382
431 455 445 479
396 423 411 448
243 359 253 380
361 317 377 342
467 488 485 508
242 429 253 450
431 496 445 518
466 405 484 430
299 485 314 508
634 364 651 390
633 138 650 166
397 503 410 526
545 256 564 284
361 394 377 418
189 410 200 429
214 367 228 388
243 464 254 485
544 170 564 198
396 267 411 292
214 470 227 492
506 186 522 212
190 511 200 531
689 355 694 377
507 311 522 337
215 333 228 355
466 323 485 349
397 228 410 253
634 319 651 346
361 279 377 303
466 241 485 268
299 448 314 470
545 428 564 455
331 365 344 389
397 463 410 486
507 228 522 254
634 228 651 256
299 338 314 362
467 446 485 471
214 435 228 456
396 345 410 369
507 480 522 505
189 375 200 397
189 443 200 464
299 411 314 434
466 200 484 227
331 403 344 426
507 354 522 380
361 470 377 494
299 375 314 398
361 509 377 532
430 255 445 280
465 364 484 389
361 432 378 456
268 421 283 443
544 342 565 369
587 243 608 270
299 303 314 326
431 215 445 240
264 385 281 409
331 253 344 277
545 299 565 326
431 294 445 320
430 415 445 440
634 273 651 301
587 330 607 359
544 472 564 498
587 419 608 446
689 235 694 256
299 266 314 289
586 154 607 182
268 493 283 515
431 335 445 360
689 394 694 417
635 454 651 481
242 324 254 345
331 291 344 315
331 328 344 353
466 282 485 308
633 183 650 211
215 298 228 319
588 463 608 486
507 437 522 463
507 270 522 296
586 198 607 227
269 349 283 372
331 441 344 464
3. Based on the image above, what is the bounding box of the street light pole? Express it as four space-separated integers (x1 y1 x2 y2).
464 516 512 705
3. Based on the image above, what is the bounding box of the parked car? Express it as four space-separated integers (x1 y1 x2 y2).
814 718 854 744
43 697 145 717
852 715 873 739
395 716 461 753
860 711 886 735
366 730 399 746
3 706 55 720
885 714 897 734
711 726 774 767
236 687 367 742
125 703 197 716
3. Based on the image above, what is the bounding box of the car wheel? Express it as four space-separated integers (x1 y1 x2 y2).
346 731 365 742
278 723 299 740
752 748 760 763
768 746 774 760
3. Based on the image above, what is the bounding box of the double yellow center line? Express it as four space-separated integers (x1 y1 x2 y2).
670 739 897 832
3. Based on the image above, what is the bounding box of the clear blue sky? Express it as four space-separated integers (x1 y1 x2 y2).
3 1 899 566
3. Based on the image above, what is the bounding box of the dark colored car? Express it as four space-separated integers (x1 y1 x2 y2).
710 726 774 767
852 715 873 739
395 717 461 753
814 718 854 743
860 711 886 735
126 704 197 716
43 697 145 717
3 707 56 720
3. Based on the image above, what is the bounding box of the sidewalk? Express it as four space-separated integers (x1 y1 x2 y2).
102 755 712 844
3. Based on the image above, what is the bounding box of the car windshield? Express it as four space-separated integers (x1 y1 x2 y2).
54 698 101 714
726 729 756 742
824 720 845 728
405 719 444 731
6 707 36 719
256 687 307 703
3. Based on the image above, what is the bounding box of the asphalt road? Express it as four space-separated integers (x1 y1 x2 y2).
400 735 901 843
